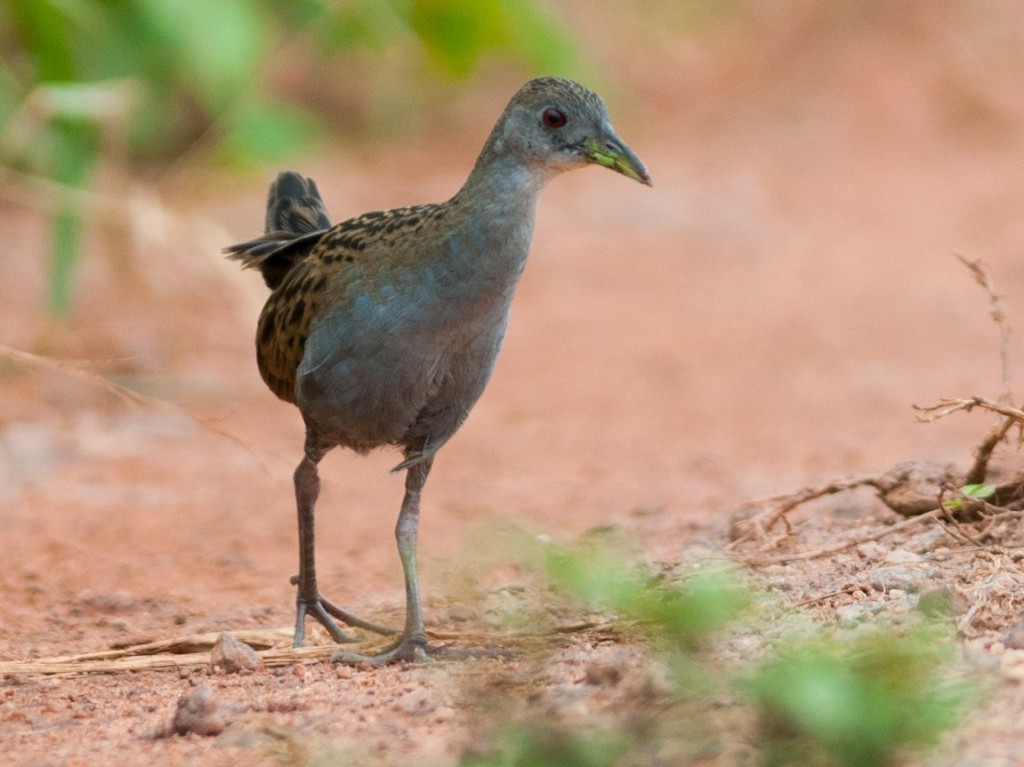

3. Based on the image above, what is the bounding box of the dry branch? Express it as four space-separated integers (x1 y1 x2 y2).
915 397 1024 426
956 255 1011 400
742 508 943 567
735 258 1024 570
730 474 881 543
915 396 1024 485
0 343 267 459
0 623 615 678
0 343 153 408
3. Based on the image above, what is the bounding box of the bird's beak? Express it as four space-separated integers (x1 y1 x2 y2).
584 130 652 187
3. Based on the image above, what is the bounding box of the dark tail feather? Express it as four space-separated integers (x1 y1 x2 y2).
264 172 330 234
225 172 331 290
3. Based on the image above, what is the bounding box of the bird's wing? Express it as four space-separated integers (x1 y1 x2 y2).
251 203 447 404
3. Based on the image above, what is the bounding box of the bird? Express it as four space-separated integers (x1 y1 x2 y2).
225 76 650 665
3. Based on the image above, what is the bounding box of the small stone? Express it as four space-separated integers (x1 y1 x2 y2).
904 527 947 554
172 686 225 736
875 461 961 517
866 565 932 592
856 541 886 561
884 548 922 565
210 632 263 674
335 665 353 680
292 663 307 679
835 602 884 627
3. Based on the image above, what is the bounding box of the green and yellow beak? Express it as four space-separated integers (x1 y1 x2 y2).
584 132 652 186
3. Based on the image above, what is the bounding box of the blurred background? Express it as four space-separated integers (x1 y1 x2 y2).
2 0 1024 645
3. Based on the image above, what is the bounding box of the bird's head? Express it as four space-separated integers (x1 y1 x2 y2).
489 77 652 187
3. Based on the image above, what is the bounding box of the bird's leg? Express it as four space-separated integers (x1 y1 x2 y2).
396 458 430 647
292 442 395 647
333 458 439 665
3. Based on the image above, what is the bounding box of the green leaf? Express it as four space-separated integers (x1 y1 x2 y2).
961 483 996 499
945 482 997 510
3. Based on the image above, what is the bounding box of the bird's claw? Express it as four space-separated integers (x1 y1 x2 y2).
331 635 441 667
331 635 504 666
293 584 397 647
294 595 358 645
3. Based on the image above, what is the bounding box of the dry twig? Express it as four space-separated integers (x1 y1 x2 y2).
0 343 266 460
915 396 1024 486
0 622 616 678
742 508 943 567
956 255 1012 400
913 259 1018 485
915 396 1024 430
730 474 881 543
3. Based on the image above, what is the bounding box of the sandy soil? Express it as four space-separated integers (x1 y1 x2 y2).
4 5 1024 765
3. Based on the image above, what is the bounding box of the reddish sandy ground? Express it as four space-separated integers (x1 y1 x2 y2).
3 5 1024 765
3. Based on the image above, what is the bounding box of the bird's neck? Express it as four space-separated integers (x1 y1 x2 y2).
452 143 557 268
457 146 553 221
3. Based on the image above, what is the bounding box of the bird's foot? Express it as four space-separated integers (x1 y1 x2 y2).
293 582 397 647
331 634 511 666
331 634 473 667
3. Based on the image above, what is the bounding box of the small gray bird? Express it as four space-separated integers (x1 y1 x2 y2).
226 77 650 665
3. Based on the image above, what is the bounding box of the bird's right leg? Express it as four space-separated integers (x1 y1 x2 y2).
292 441 395 646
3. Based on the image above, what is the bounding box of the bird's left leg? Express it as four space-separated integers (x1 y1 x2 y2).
333 457 441 665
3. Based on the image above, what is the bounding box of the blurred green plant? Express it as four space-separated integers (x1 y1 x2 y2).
546 543 750 648
464 539 973 767
461 724 632 767
745 627 969 767
0 0 578 315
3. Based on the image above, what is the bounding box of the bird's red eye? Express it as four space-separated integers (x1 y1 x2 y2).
542 108 567 129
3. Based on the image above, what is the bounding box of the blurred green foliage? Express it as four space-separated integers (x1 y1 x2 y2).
745 628 969 767
546 542 749 649
0 0 577 314
462 724 632 767
465 539 973 767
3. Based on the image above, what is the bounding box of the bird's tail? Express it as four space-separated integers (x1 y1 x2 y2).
224 172 331 290
263 172 331 235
